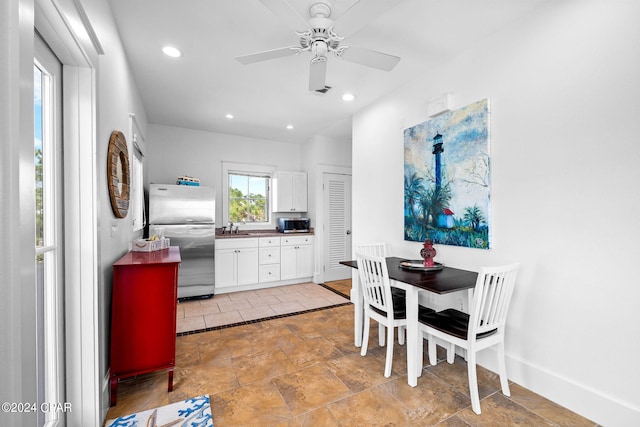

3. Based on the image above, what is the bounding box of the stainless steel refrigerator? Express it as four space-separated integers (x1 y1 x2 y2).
149 184 215 299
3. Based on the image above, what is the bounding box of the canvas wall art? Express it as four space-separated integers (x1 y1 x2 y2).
404 98 491 249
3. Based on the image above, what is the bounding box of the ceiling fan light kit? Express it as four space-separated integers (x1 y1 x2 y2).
235 0 401 91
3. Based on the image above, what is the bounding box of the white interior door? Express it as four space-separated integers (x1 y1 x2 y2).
323 172 352 282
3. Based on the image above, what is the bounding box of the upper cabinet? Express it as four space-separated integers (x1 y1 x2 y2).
272 171 307 212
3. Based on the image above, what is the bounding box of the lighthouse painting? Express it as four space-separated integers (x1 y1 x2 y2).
404 99 491 249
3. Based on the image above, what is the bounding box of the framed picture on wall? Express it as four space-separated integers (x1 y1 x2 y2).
404 98 491 249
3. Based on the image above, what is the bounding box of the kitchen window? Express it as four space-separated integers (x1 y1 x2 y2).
222 162 275 228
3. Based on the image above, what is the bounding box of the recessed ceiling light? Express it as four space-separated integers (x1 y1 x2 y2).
162 46 182 58
286 124 294 130
342 93 356 102
225 113 234 119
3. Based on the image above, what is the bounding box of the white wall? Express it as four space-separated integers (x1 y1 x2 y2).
148 124 303 224
352 1 640 425
301 133 352 226
87 0 150 419
0 1 38 425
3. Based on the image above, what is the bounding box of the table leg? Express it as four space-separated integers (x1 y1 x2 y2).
351 272 363 347
405 285 419 387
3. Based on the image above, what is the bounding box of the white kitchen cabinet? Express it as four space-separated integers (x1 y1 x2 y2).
280 235 314 280
259 237 281 283
272 171 307 212
215 238 259 289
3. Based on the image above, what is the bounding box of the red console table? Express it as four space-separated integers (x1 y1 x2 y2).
109 246 181 406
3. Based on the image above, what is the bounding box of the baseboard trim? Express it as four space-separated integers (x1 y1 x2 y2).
476 350 640 426
101 369 111 424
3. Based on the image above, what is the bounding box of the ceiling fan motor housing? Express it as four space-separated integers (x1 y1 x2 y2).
309 2 332 19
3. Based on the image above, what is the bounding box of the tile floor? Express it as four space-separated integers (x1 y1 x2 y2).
176 282 351 334
106 281 597 427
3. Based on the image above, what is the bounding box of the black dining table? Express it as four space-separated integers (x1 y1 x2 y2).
340 256 478 387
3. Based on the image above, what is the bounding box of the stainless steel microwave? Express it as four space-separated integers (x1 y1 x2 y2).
277 217 310 233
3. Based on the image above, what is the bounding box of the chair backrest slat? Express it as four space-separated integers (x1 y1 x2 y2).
469 263 520 338
355 242 387 258
355 250 394 320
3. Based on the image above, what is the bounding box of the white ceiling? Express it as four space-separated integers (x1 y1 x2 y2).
108 0 548 144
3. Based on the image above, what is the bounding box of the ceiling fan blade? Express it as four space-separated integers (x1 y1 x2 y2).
260 0 309 32
235 46 299 64
333 0 403 37
309 58 327 91
340 46 400 71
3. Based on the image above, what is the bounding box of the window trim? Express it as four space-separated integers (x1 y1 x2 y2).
129 113 146 232
222 162 275 230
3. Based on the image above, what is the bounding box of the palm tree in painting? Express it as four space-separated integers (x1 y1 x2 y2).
463 205 485 230
404 172 425 221
430 182 452 228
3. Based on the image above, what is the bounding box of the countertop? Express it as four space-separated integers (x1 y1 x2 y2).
215 228 314 239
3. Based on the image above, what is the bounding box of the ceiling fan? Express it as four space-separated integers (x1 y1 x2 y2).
235 0 401 91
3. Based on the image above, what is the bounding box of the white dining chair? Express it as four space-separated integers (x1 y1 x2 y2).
418 263 520 414
354 242 387 257
356 250 407 377
354 243 406 346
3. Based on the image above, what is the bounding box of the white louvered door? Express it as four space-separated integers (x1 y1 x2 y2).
323 173 352 281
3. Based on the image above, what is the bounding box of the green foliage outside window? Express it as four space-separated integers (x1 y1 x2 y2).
229 174 269 223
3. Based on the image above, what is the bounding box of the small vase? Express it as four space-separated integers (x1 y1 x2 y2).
420 239 437 267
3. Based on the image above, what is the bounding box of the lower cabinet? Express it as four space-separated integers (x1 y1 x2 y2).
110 246 181 406
281 235 314 280
215 238 259 289
215 235 314 292
259 237 281 283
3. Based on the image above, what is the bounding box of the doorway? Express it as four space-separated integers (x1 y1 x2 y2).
322 172 352 282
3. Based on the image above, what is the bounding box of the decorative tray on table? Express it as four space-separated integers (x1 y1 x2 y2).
399 260 444 271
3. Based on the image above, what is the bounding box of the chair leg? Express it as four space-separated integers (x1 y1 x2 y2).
384 324 394 377
496 340 511 396
398 325 405 345
379 322 385 347
467 351 481 415
446 342 456 364
417 331 424 371
428 335 437 366
361 315 371 357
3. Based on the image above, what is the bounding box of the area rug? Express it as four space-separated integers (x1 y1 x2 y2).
105 395 213 427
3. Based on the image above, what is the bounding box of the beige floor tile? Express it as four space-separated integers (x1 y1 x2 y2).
275 290 307 303
508 384 597 427
183 302 220 317
245 294 282 307
211 381 292 426
273 364 352 416
270 301 307 315
238 305 277 321
456 392 556 426
203 310 244 328
216 299 253 313
231 348 297 386
327 385 412 426
227 289 260 301
254 286 287 296
176 315 205 333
